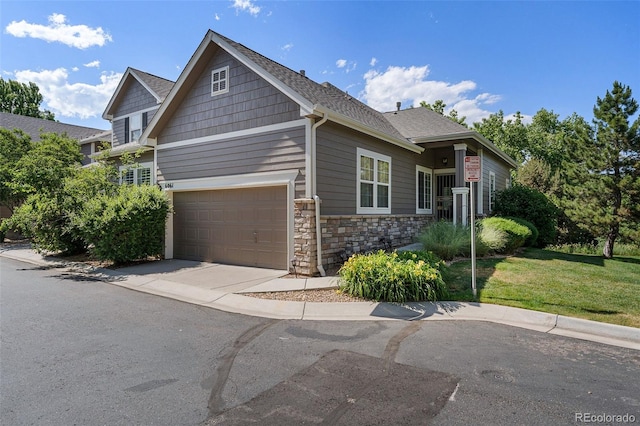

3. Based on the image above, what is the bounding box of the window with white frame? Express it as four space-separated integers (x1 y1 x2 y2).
124 112 147 144
119 162 153 185
416 165 433 214
357 148 391 214
489 171 496 212
211 66 229 96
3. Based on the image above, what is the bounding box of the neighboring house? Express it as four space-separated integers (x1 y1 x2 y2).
101 68 175 184
106 30 516 275
0 112 109 220
0 111 109 166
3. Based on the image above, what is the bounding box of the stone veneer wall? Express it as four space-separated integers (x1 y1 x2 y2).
293 198 433 276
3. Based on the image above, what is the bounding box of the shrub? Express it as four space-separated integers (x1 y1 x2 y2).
480 217 531 254
493 184 558 247
417 221 488 260
478 223 508 253
504 216 538 247
77 185 170 263
338 250 448 303
4 191 86 254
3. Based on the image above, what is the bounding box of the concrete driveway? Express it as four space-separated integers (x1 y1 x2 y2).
113 259 287 294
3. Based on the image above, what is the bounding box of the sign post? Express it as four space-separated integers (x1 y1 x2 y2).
464 156 481 297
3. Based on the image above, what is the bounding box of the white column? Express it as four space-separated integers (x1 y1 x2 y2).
451 187 470 226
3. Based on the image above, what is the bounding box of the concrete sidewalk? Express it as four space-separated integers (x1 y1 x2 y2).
1 244 639 350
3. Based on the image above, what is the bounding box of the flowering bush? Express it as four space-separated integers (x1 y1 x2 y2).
338 250 448 302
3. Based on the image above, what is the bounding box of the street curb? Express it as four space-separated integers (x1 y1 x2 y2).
2 248 638 350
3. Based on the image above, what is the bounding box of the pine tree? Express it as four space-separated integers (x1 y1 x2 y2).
566 81 640 257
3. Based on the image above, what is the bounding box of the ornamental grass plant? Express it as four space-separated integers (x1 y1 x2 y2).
338 250 448 303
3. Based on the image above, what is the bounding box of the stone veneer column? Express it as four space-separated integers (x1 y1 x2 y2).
293 199 318 276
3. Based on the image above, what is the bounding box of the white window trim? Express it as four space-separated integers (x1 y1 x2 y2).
129 113 142 143
488 171 496 212
356 148 391 214
119 161 154 185
211 66 229 96
416 165 433 214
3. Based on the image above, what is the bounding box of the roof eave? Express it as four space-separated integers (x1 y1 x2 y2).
412 131 517 168
314 105 423 154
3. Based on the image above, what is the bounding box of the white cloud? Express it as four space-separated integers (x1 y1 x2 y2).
231 0 261 16
336 59 347 68
214 13 221 21
83 60 100 68
5 13 112 49
281 43 293 52
360 64 501 123
370 57 378 67
14 68 122 119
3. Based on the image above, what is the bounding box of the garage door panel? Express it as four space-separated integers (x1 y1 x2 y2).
173 187 287 269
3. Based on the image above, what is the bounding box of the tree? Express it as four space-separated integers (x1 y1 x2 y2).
565 81 640 258
12 132 84 196
0 128 32 213
0 78 55 120
420 100 468 127
473 110 528 164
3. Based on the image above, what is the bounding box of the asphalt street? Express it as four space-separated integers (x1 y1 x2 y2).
1 256 639 425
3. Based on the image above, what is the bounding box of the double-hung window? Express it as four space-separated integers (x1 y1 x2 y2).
416 165 433 214
357 148 391 214
211 66 229 96
119 162 153 185
123 112 147 144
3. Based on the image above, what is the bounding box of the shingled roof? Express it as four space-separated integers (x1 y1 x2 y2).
215 32 407 142
0 112 107 142
129 68 175 101
383 107 472 140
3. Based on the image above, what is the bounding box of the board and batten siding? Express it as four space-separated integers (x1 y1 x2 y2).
156 50 301 145
111 79 160 147
316 122 432 215
482 150 511 213
157 126 307 198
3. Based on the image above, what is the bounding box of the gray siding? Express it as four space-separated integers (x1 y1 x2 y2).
112 79 159 147
316 122 431 215
482 150 511 213
157 126 306 197
157 50 301 144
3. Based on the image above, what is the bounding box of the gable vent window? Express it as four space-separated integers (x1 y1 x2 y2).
211 66 229 96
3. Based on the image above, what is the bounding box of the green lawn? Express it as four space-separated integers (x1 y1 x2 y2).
445 248 640 328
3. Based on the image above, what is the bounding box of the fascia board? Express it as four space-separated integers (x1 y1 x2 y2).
314 105 423 154
210 32 315 115
102 68 133 120
413 131 518 168
143 31 215 141
129 70 163 104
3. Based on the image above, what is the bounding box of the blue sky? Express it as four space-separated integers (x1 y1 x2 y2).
1 1 638 131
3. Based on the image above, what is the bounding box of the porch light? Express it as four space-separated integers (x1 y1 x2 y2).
442 157 448 165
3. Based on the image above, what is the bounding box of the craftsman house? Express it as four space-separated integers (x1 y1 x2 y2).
103 30 516 275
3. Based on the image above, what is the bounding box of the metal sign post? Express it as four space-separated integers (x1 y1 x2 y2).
464 156 481 298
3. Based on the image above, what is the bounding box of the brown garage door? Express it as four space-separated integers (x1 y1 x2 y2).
173 186 287 269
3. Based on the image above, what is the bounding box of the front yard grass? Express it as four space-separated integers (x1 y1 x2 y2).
445 248 640 328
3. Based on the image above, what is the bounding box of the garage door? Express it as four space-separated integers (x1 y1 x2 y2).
172 187 288 270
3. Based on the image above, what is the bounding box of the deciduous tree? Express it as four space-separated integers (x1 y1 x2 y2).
0 78 55 120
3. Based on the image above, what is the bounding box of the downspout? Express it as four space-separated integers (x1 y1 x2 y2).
311 113 329 276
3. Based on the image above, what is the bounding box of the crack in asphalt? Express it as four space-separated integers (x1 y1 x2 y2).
206 320 278 417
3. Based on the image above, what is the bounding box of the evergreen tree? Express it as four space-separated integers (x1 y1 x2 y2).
565 81 640 257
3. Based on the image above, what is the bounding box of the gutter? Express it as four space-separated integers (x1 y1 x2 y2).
311 113 329 277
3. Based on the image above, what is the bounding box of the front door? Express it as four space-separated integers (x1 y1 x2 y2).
436 174 455 221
